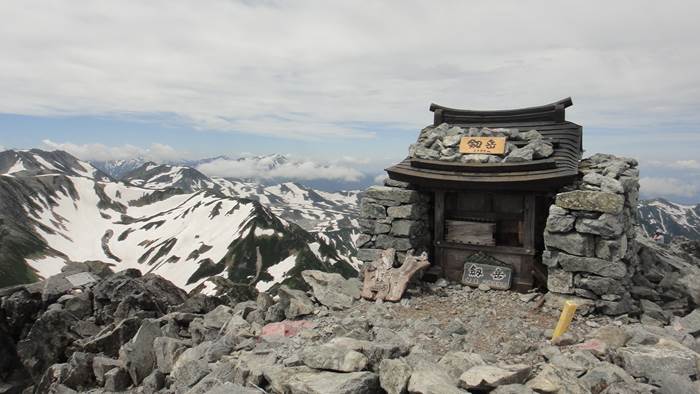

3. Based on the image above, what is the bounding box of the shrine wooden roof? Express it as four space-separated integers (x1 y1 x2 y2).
385 98 582 191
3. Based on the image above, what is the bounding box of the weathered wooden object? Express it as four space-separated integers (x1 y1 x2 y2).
361 248 430 302
445 220 495 246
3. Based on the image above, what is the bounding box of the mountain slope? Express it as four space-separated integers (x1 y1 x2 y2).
91 157 146 179
0 150 358 291
639 198 700 240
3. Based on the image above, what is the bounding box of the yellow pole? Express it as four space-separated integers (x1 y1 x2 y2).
552 300 577 341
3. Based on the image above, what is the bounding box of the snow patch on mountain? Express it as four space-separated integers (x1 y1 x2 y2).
639 198 700 240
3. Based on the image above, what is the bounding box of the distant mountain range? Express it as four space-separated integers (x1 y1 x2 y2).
0 149 359 291
638 198 700 241
92 154 377 192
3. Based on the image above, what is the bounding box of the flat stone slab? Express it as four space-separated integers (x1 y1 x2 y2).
555 191 624 214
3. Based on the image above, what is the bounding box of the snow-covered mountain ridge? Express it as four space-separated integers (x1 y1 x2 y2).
638 198 700 240
0 149 358 291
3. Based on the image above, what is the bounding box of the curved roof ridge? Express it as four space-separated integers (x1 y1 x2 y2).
430 97 572 125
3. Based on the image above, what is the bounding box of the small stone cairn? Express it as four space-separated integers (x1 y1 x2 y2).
408 123 554 163
544 154 641 315
356 180 432 265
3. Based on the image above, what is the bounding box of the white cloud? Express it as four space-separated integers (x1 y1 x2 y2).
197 156 363 182
373 173 388 185
646 159 700 171
2 1 700 140
640 177 700 199
41 139 185 162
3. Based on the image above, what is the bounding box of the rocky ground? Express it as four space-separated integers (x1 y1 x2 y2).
3 260 700 394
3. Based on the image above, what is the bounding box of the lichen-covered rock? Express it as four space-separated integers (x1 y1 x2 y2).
555 191 625 214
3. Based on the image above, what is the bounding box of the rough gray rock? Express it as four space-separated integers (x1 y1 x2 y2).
285 370 380 394
526 364 589 394
458 364 531 391
576 214 624 238
528 139 554 159
302 270 361 310
203 305 235 329
546 206 576 233
504 146 534 162
614 341 699 378
365 186 421 204
103 368 130 392
407 367 465 394
278 285 315 319
92 356 121 386
153 336 189 374
379 358 412 394
170 342 212 388
438 352 486 381
557 254 627 279
118 319 162 385
555 191 625 214
301 345 368 372
544 232 595 257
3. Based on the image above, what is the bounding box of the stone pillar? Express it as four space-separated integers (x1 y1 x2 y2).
356 179 432 266
544 154 640 315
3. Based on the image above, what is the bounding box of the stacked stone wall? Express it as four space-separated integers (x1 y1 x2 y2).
544 154 641 315
356 180 432 265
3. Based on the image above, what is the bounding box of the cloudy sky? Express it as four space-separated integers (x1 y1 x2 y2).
1 1 699 201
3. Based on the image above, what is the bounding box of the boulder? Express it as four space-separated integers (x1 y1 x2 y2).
557 254 627 279
360 201 386 219
547 268 574 294
203 305 235 329
504 146 534 162
153 336 189 374
580 362 635 394
678 309 700 335
491 385 536 394
78 317 141 357
365 186 421 204
438 352 486 381
62 352 95 390
545 206 575 233
407 368 466 394
285 370 380 394
92 356 121 386
278 285 315 319
526 364 589 394
379 358 412 394
16 309 81 381
301 345 368 372
103 368 130 392
301 270 361 310
555 191 625 214
458 364 531 391
118 319 162 385
521 129 543 140
329 337 410 368
527 139 554 159
544 232 595 257
170 342 212 388
614 341 699 378
575 214 624 238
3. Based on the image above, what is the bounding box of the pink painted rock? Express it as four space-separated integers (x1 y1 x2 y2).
575 339 608 358
261 320 316 338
